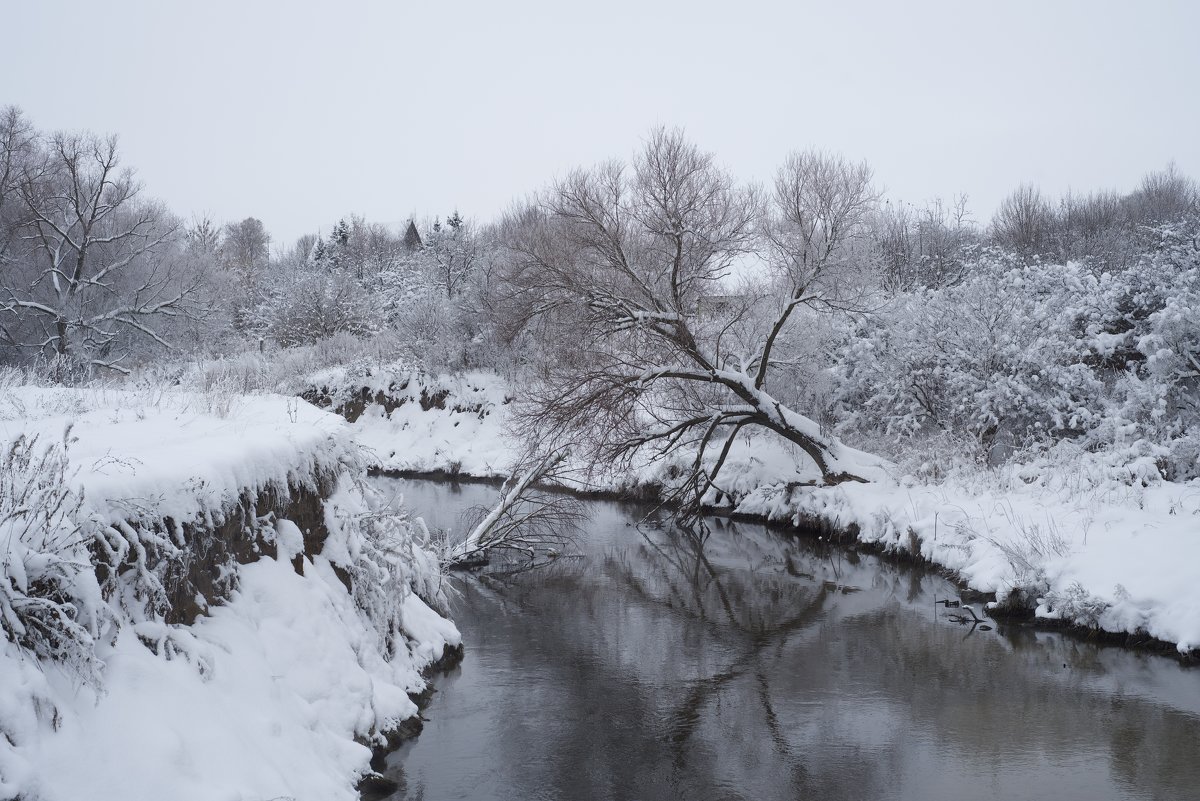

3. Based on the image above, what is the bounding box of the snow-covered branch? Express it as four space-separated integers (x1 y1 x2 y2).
447 450 578 568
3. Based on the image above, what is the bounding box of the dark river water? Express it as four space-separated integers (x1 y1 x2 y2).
376 478 1200 801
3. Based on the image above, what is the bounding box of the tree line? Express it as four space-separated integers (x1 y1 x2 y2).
0 107 492 376
3 106 1198 503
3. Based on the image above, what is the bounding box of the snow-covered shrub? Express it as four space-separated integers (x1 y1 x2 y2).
1039 581 1111 628
322 476 448 657
833 222 1200 481
168 332 393 397
0 431 103 682
833 252 1112 463
1114 228 1200 478
260 266 383 348
383 272 499 372
980 514 1071 578
89 502 187 623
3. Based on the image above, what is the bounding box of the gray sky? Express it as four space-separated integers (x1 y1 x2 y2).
3 0 1197 246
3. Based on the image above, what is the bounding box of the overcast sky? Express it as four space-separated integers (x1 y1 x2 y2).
3 0 1197 246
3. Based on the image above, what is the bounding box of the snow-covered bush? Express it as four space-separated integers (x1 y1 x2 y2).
0 431 103 682
1112 227 1200 479
260 266 383 347
833 252 1112 463
381 266 499 372
834 224 1200 480
1039 581 1111 628
323 475 449 658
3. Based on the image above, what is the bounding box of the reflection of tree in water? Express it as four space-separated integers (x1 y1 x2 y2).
393 480 1200 801
472 517 905 801
617 522 909 800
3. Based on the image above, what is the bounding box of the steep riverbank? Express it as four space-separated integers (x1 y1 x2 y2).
0 386 459 801
313 367 1200 660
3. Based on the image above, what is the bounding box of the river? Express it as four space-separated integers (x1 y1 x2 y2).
375 478 1200 801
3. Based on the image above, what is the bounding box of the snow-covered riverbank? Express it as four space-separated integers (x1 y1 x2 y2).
326 368 1200 658
0 386 458 801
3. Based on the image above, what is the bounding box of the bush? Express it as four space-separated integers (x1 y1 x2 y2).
0 431 103 682
833 224 1200 480
833 252 1111 462
259 267 383 348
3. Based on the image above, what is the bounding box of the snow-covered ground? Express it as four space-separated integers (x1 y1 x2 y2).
0 386 459 801
0 386 352 524
339 369 1200 657
734 457 1200 655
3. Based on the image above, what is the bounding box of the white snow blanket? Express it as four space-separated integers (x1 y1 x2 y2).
0 387 460 801
0 387 351 523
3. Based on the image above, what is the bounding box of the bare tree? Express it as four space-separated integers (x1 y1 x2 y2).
1052 189 1128 267
0 107 36 266
184 214 222 257
991 183 1055 261
988 166 1198 271
1125 162 1198 226
420 212 481 299
872 200 917 289
220 216 270 274
501 129 879 523
873 195 977 290
1 131 205 374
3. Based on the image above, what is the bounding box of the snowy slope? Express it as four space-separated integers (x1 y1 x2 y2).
0 386 460 801
2 552 457 801
735 466 1200 654
344 370 518 477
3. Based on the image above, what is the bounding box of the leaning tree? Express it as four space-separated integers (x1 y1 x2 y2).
500 128 880 521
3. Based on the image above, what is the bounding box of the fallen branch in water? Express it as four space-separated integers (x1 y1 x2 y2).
445 450 581 569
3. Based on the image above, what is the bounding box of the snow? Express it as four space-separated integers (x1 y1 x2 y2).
0 386 352 525
4 553 456 801
731 451 1200 656
346 369 1200 657
0 385 459 801
339 370 518 477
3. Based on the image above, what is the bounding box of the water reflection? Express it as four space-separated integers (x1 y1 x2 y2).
380 479 1200 801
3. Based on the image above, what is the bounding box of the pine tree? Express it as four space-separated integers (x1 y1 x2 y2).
331 218 351 248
